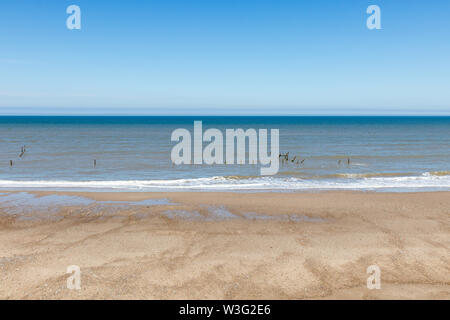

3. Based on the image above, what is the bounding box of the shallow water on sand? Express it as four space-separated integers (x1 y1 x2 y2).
0 192 327 222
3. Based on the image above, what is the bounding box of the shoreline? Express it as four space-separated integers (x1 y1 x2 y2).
1 171 449 193
1 186 450 193
2 189 450 199
0 191 449 299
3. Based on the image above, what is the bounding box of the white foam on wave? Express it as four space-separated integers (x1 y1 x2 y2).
0 172 449 192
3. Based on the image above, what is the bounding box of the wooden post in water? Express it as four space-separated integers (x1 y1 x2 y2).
19 145 26 158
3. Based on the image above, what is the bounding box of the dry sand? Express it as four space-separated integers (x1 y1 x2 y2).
0 191 449 299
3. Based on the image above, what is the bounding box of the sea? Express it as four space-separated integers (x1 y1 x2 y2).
0 116 449 192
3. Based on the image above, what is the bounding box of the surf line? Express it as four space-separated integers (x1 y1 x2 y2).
170 121 280 175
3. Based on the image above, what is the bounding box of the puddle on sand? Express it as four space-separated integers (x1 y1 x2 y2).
0 193 94 215
206 206 238 219
0 192 175 220
0 193 325 223
162 206 238 221
162 210 204 220
162 206 325 222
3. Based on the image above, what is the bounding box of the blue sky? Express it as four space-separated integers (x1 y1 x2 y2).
0 0 449 115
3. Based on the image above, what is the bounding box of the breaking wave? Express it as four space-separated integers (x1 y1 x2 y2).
0 172 449 192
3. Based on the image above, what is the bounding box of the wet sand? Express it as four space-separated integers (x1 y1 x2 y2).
0 191 449 299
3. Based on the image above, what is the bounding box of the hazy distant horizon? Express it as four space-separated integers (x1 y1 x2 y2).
0 107 449 117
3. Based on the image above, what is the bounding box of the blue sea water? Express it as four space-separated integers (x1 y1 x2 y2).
0 116 449 191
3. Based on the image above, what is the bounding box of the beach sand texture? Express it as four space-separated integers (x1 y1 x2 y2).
0 191 449 299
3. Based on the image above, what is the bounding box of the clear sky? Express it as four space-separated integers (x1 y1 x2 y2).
0 0 449 115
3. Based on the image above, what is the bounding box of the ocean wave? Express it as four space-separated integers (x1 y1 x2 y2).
326 172 415 178
0 173 449 192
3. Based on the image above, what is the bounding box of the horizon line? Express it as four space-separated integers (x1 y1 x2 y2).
1 114 450 117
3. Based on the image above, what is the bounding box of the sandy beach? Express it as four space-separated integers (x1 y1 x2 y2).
0 191 449 299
